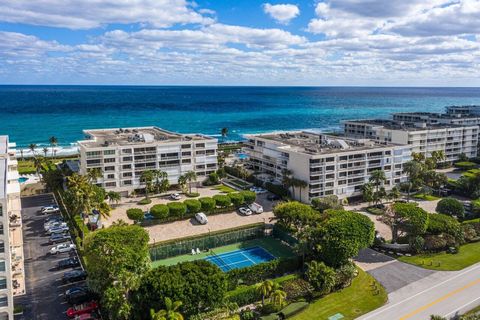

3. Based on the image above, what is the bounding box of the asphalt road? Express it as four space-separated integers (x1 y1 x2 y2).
359 262 480 320
15 194 85 320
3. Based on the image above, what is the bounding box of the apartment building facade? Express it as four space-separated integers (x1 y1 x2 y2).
343 119 478 161
244 131 411 202
78 127 218 195
0 136 24 320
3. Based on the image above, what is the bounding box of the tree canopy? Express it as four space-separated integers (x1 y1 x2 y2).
436 197 465 219
273 201 321 233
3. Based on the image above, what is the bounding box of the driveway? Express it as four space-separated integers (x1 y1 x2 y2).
355 248 435 293
15 194 84 320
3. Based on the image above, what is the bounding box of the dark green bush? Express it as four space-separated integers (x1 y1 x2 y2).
225 285 260 307
427 213 461 237
213 194 232 208
186 192 200 198
199 197 216 212
228 192 244 207
454 161 477 170
436 198 465 219
461 224 478 242
126 208 144 221
149 204 169 220
167 202 187 218
138 198 152 205
282 277 314 300
265 182 288 197
184 199 202 213
240 190 256 204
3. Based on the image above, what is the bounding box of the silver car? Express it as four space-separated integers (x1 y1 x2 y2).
195 212 208 225
49 243 76 255
46 225 69 235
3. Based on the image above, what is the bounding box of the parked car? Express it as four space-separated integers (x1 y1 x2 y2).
66 301 99 318
66 286 93 305
248 202 264 214
49 233 71 244
195 212 208 225
57 257 80 270
44 215 63 224
44 221 67 231
49 243 76 255
74 313 98 320
46 225 69 235
170 193 181 200
238 207 252 216
267 194 281 201
39 205 60 215
62 269 87 283
249 187 267 194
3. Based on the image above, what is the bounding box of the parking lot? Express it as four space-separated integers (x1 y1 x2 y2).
15 194 86 320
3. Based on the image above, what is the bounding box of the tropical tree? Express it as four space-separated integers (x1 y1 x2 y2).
106 191 121 206
42 147 48 157
403 160 424 201
184 171 197 194
33 156 44 178
49 136 58 158
28 143 37 157
369 170 387 205
153 170 169 194
305 260 336 294
221 127 228 143
150 298 184 320
140 170 154 199
270 287 287 306
362 182 374 205
178 175 188 193
256 280 274 307
430 150 445 168
87 167 102 183
387 186 401 202
294 178 308 202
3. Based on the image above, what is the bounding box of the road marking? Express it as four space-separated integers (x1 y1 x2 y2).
399 278 480 320
360 263 480 320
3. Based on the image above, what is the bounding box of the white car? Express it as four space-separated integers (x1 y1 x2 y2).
49 243 76 255
195 212 208 225
46 225 69 235
248 202 264 214
44 221 67 231
170 193 181 200
40 206 60 215
239 207 252 216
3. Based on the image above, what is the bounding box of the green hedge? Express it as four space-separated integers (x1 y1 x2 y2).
455 161 477 170
228 192 244 207
141 205 236 227
213 194 232 208
199 197 216 212
240 190 256 204
265 182 289 197
167 202 187 218
184 199 202 213
150 204 169 219
127 208 144 221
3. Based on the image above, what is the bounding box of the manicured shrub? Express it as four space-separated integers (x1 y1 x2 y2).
228 192 245 207
454 161 477 170
423 234 447 252
436 198 465 219
150 204 169 220
461 224 478 242
199 197 216 212
225 285 260 307
463 218 480 234
138 198 152 205
427 213 461 237
240 190 256 204
126 208 144 222
186 192 200 198
282 278 314 301
184 199 202 213
202 172 220 186
167 202 187 218
213 194 232 208
334 262 357 290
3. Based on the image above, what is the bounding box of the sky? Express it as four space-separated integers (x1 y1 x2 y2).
0 0 479 86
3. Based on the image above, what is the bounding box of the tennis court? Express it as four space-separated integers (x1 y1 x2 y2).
206 246 276 271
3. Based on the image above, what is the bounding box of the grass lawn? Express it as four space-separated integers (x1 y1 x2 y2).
18 156 78 174
214 185 237 193
151 237 295 268
398 241 480 271
292 269 387 320
413 193 441 201
462 168 480 178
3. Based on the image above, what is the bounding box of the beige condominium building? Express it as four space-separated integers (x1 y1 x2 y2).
0 136 25 320
78 127 218 196
244 131 411 202
343 119 478 162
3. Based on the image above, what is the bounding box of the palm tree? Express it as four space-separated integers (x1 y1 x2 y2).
221 127 228 143
387 186 401 202
256 279 274 307
295 179 308 202
178 175 188 193
20 149 24 161
270 288 287 306
153 170 169 194
362 182 374 205
49 136 58 158
150 298 183 320
184 171 197 194
42 147 48 158
33 156 44 179
87 168 102 184
106 191 121 206
28 143 37 157
140 170 154 199
403 160 423 202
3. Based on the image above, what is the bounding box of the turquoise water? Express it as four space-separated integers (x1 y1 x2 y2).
18 177 28 183
1 86 480 149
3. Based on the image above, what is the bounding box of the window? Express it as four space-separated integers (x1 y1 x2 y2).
0 278 6 290
86 151 101 158
0 224 3 236
182 151 191 156
122 164 132 170
123 172 132 178
104 166 115 171
196 150 205 155
122 180 132 186
0 205 2 217
122 148 132 154
104 150 115 155
86 159 101 165
105 182 116 187
195 143 205 148
0 242 4 254
0 262 5 272
107 174 115 179
104 158 116 163
0 295 7 307
122 156 133 162
326 157 335 162
181 144 191 149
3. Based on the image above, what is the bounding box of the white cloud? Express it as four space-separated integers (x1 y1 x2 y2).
0 0 213 29
263 3 300 24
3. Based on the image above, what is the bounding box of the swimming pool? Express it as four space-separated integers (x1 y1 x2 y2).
236 152 249 160
205 246 276 272
18 177 28 184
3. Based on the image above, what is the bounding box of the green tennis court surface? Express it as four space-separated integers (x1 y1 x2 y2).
151 237 294 268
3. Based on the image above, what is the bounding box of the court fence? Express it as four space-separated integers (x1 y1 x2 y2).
272 224 298 247
149 222 266 262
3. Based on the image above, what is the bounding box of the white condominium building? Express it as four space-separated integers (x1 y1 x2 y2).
343 119 478 161
445 105 480 116
0 136 25 320
78 127 218 196
244 131 411 202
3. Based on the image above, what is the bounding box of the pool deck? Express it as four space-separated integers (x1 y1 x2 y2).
151 237 295 268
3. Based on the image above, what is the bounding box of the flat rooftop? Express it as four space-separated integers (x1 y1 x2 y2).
247 131 399 155
393 112 480 120
344 119 475 131
79 127 215 148
0 136 7 155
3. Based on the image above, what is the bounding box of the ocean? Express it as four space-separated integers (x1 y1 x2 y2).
1 86 480 155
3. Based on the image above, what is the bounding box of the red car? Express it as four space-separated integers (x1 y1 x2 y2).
67 301 98 318
74 313 98 320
